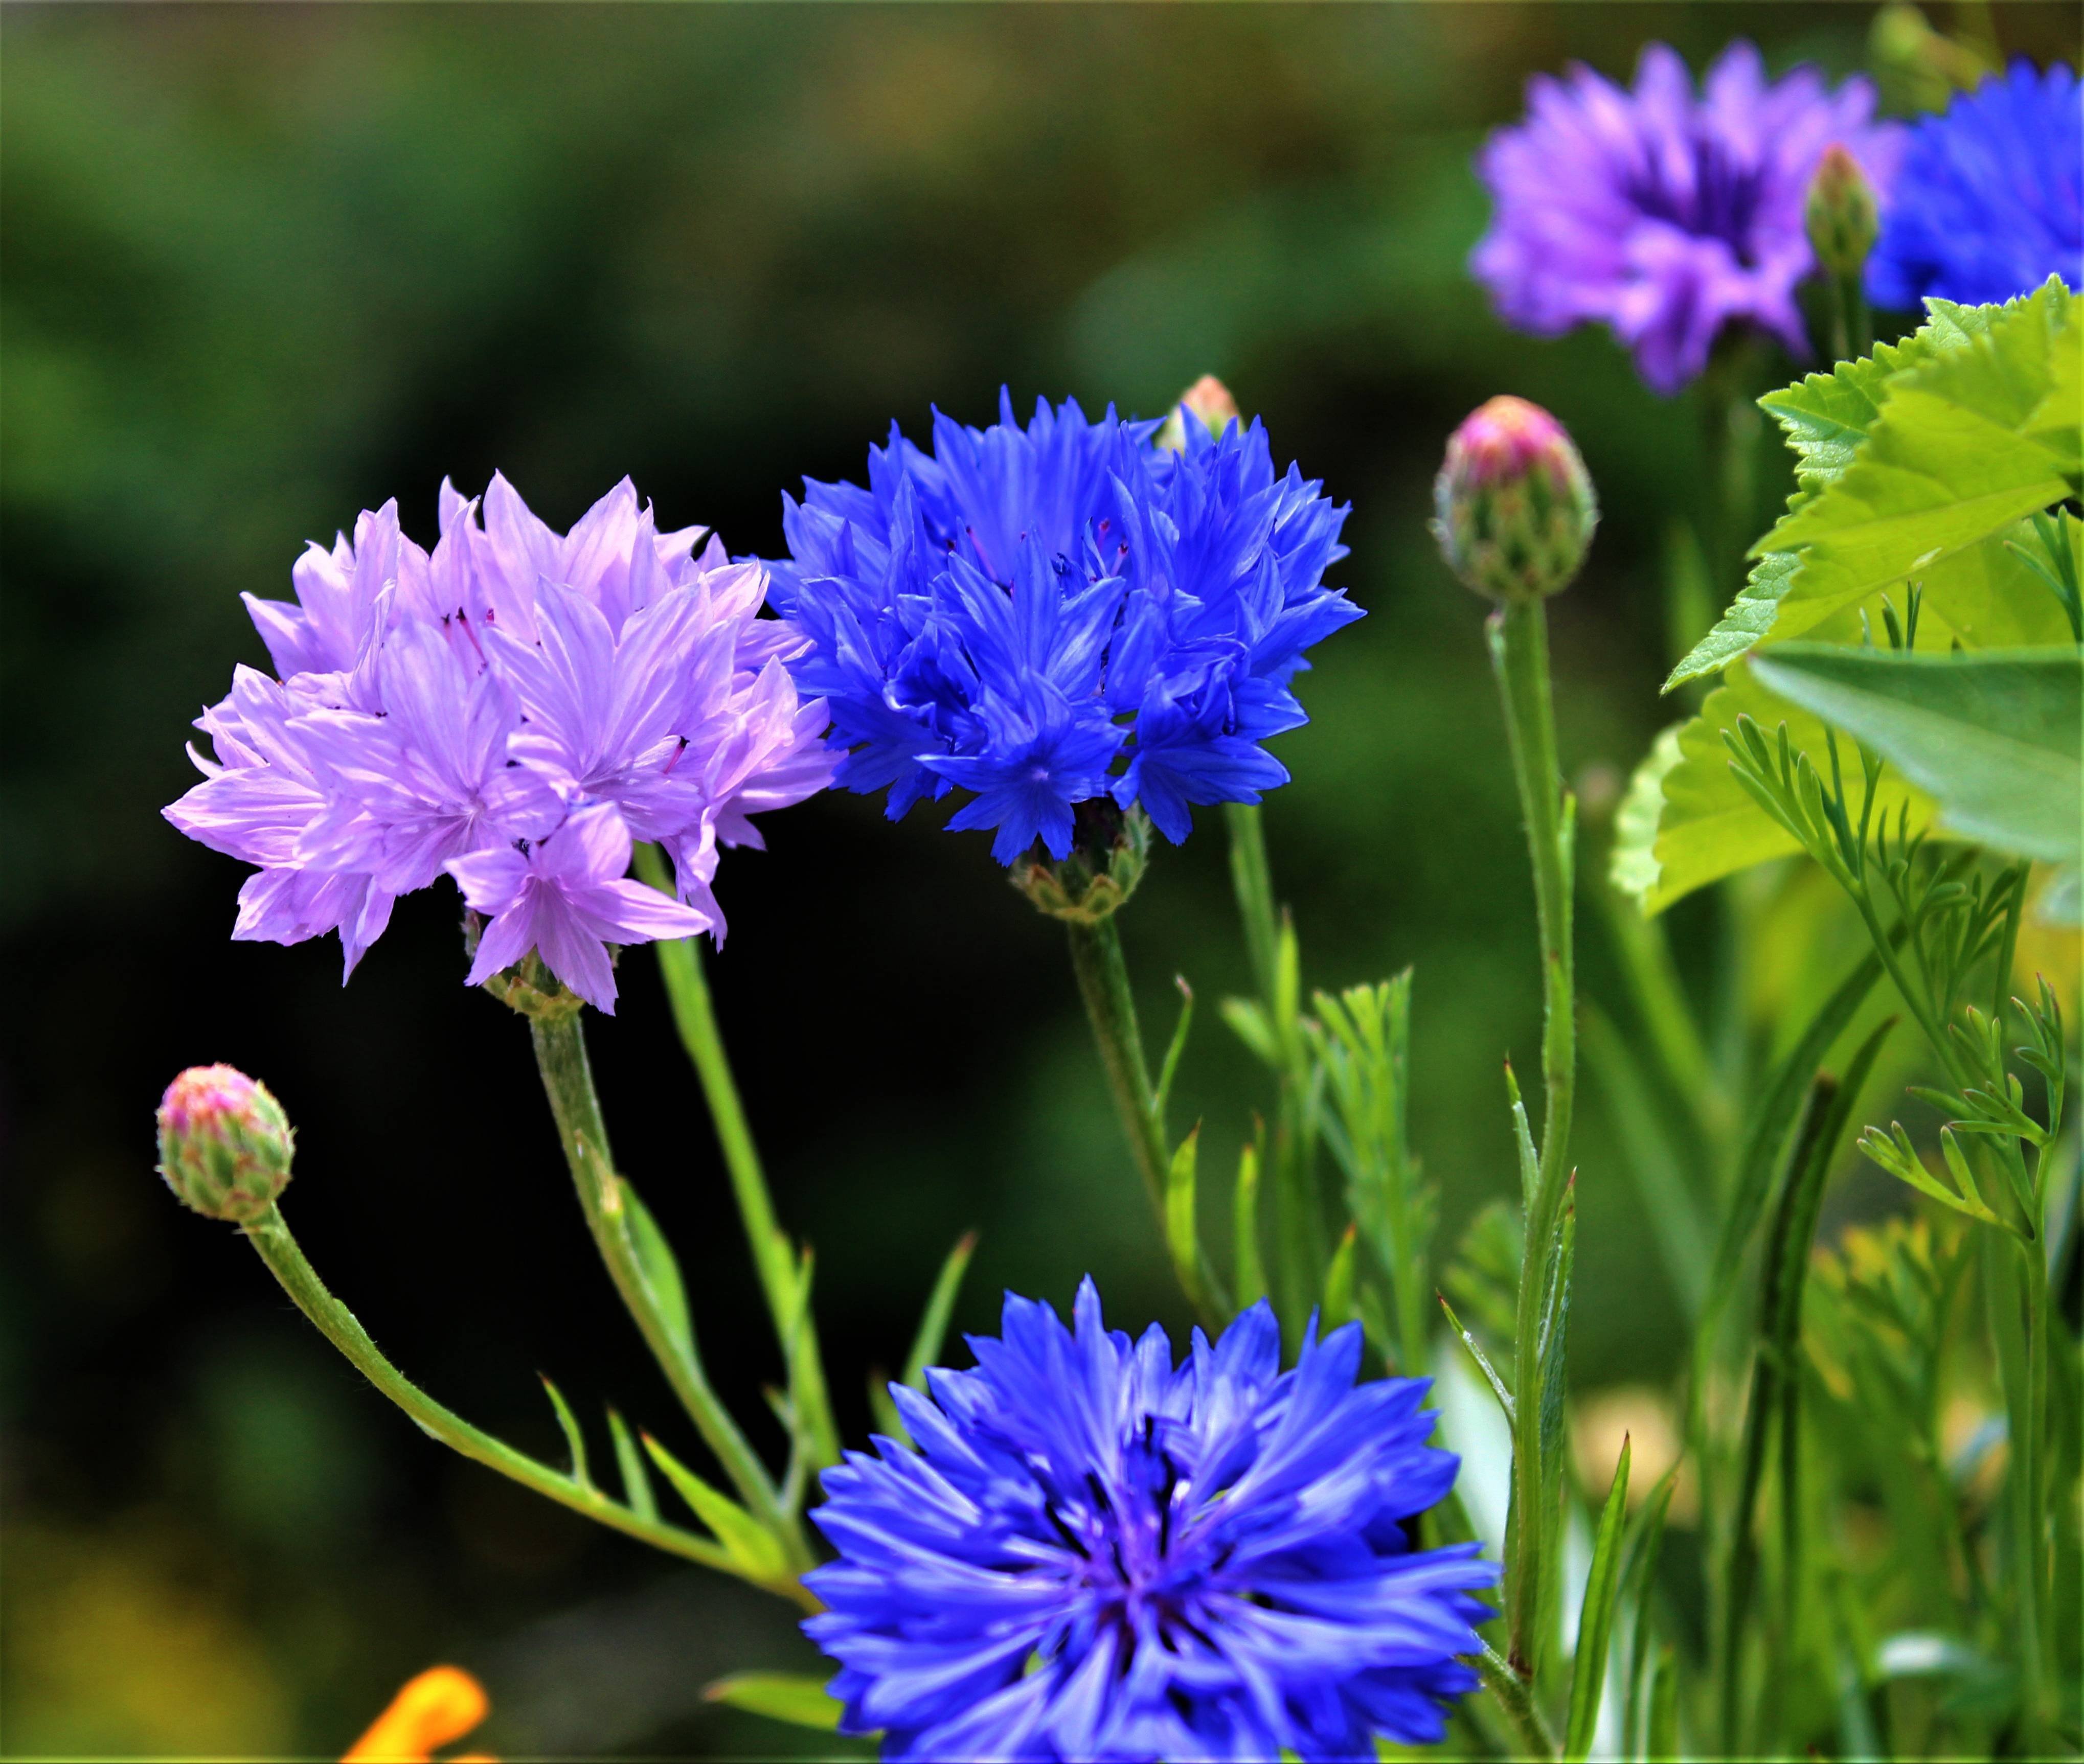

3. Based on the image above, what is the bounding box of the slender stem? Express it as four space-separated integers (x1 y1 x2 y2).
240 1206 817 1610
1489 595 1578 1680
1476 1641 1561 1761
1225 801 1280 1003
1067 914 1170 1235
526 1006 810 1565
635 846 840 1475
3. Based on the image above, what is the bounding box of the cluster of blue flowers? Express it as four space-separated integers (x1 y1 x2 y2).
764 392 1360 862
807 1281 1496 1761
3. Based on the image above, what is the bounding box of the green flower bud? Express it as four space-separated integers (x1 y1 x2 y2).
1432 396 1598 602
1011 801 1151 924
1805 144 1880 280
156 1064 294 1222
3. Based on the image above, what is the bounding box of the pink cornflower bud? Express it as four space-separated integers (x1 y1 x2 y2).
1806 143 1881 279
1432 396 1598 602
1156 374 1243 452
156 1064 294 1222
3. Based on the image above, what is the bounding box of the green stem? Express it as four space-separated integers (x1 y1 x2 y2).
635 845 840 1476
1067 914 1171 1239
1488 595 1578 1681
1477 1640 1561 1761
526 1006 810 1566
241 1205 817 1610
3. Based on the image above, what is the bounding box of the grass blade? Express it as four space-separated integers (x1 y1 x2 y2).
1565 1434 1633 1760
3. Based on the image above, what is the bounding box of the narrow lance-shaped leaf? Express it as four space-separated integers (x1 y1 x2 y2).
1565 1434 1633 1761
605 1407 656 1523
1232 1140 1267 1310
642 1433 790 1583
704 1673 843 1732
1322 1223 1356 1331
538 1374 591 1491
902 1230 980 1394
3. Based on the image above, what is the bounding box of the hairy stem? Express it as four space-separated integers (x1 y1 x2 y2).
1067 914 1171 1241
527 1006 810 1566
636 843 840 1476
1490 594 1578 1680
241 1205 816 1609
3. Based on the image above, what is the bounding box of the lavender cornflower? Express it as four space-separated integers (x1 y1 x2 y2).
764 392 1359 863
805 1279 1495 1762
166 479 834 1011
1471 42 1906 393
1868 62 2082 311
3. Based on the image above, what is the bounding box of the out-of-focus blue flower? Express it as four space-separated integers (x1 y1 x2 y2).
804 1279 1495 1762
1472 42 1906 393
765 393 1358 859
1868 62 2081 310
165 479 834 1007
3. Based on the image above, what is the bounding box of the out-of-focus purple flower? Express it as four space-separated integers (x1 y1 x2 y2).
166 476 834 1006
1868 61 2081 311
448 803 709 1013
1471 42 1907 393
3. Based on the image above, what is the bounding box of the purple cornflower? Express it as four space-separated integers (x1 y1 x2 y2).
1868 62 2081 311
1472 42 1907 393
166 479 834 1011
765 392 1358 862
805 1279 1495 1762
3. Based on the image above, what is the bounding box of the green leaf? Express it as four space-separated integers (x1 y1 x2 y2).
1438 1291 1515 1426
1219 996 1277 1066
1153 977 1195 1131
704 1671 844 1732
1748 646 2082 864
1322 1222 1356 1329
1666 281 2078 689
605 1406 656 1522
1165 1128 1205 1311
641 1433 789 1582
622 1182 694 1367
1564 1435 1632 1761
902 1230 979 1394
1232 1141 1266 1310
538 1374 591 1490
1610 725 1685 898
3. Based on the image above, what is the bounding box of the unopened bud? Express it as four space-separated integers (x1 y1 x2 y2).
1806 145 1879 279
156 1064 293 1222
1156 375 1242 452
1432 397 1598 602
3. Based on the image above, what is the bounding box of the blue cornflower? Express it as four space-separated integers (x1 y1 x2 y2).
805 1279 1496 1762
1868 61 2082 310
765 393 1359 860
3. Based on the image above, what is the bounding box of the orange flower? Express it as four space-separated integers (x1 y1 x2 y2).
343 1666 494 1763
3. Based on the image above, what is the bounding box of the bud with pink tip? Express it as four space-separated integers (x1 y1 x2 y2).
1156 374 1243 452
1805 143 1879 280
1432 396 1598 602
156 1064 295 1222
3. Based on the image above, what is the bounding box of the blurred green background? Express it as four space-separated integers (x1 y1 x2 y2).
3 4 2074 1757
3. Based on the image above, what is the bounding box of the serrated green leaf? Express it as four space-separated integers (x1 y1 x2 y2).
642 1433 789 1581
1670 282 2078 686
1610 724 1685 899
1565 1435 1632 1761
704 1671 843 1732
605 1407 655 1522
1749 646 2081 864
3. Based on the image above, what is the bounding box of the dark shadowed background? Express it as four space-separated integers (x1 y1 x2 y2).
4 4 2074 1756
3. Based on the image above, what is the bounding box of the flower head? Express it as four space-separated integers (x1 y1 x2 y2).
1472 42 1906 393
1433 396 1598 602
157 1064 295 1222
805 1279 1495 1762
765 391 1359 859
1867 61 2082 311
166 477 834 1008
